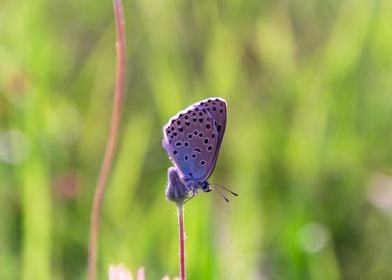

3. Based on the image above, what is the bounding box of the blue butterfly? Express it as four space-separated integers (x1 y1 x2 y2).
162 97 237 203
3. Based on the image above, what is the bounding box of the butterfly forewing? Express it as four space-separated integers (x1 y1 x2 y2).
163 106 220 181
197 98 227 151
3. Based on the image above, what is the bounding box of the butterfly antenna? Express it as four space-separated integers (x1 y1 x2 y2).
213 185 230 203
211 183 239 197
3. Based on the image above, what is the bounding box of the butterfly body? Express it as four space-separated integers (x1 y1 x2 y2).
163 97 227 200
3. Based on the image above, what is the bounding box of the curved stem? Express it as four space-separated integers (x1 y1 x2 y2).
87 0 126 279
177 204 186 280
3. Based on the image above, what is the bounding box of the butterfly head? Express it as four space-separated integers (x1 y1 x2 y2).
200 181 211 192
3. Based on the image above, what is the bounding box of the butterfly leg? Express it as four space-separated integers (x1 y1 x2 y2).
184 188 198 204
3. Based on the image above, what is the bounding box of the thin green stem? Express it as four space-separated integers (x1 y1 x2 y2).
87 0 126 279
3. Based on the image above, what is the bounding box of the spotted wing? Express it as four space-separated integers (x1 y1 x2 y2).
197 97 227 153
163 104 220 182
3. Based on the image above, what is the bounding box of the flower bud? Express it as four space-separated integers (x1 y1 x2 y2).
165 167 189 205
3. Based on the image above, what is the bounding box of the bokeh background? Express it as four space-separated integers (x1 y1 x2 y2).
1 0 392 279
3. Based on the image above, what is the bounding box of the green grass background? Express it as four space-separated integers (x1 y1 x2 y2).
1 0 392 279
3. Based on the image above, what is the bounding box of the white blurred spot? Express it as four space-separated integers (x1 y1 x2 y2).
136 267 145 280
299 223 329 253
108 264 133 280
161 276 179 280
368 173 392 211
0 130 30 164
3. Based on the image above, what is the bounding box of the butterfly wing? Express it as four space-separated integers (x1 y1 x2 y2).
197 98 227 152
163 103 220 181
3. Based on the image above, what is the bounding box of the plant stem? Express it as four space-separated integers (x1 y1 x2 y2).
87 0 126 279
177 204 186 280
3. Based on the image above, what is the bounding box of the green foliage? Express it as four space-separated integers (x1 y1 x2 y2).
1 0 392 279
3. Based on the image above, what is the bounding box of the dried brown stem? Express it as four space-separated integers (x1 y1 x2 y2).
87 0 126 279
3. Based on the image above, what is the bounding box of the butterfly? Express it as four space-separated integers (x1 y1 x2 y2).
162 97 237 203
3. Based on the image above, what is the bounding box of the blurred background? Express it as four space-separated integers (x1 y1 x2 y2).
1 0 392 279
